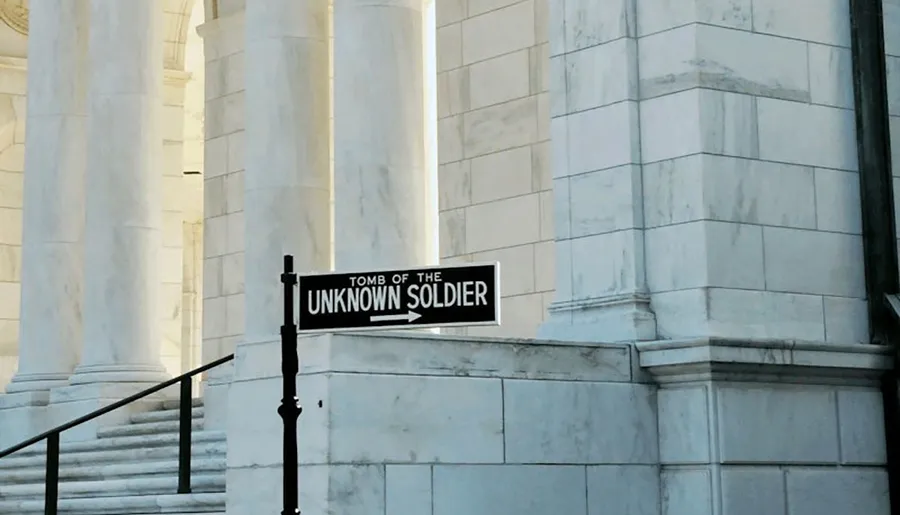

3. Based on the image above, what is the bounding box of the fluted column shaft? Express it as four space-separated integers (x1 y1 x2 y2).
71 0 167 384
7 0 90 393
333 0 430 270
244 0 332 340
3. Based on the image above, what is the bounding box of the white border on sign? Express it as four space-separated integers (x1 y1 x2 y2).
295 261 502 334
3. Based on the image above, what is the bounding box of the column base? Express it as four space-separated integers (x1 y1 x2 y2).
538 293 657 343
0 391 51 450
48 382 172 442
4 371 72 394
67 363 169 386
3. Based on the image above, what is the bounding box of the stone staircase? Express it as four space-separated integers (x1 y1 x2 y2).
0 398 226 514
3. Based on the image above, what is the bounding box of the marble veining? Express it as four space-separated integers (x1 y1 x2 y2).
333 0 430 271
243 0 331 340
8 0 87 393
73 0 168 385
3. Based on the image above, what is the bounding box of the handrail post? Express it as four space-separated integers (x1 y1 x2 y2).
44 432 59 515
278 255 301 515
177 377 192 494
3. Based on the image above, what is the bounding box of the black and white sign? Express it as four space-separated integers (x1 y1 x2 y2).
297 263 500 332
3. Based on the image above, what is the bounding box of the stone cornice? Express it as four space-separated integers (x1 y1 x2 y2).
196 10 244 41
547 292 652 313
637 337 893 386
164 69 193 87
3 59 193 85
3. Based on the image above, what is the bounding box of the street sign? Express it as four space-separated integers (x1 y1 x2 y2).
297 262 501 332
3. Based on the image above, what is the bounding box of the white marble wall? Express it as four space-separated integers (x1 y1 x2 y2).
0 59 29 392
637 0 866 342
540 0 654 343
199 6 246 367
191 0 899 346
182 0 206 384
436 0 552 339
160 74 190 378
226 333 660 515
640 338 892 515
536 0 872 343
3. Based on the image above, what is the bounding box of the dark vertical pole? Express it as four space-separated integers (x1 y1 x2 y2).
851 0 899 346
279 255 301 515
849 1 900 513
44 432 59 515
177 377 193 494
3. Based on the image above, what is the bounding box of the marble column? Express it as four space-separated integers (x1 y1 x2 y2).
68 0 167 385
5 0 89 394
244 0 332 341
333 0 430 270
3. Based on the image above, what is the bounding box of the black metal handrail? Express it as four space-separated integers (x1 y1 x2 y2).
0 353 235 515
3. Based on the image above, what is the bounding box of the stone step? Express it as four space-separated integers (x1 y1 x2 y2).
2 431 226 459
0 474 225 500
0 396 224 514
0 458 226 484
129 407 204 424
97 418 204 438
0 492 225 514
161 398 204 410
0 441 227 471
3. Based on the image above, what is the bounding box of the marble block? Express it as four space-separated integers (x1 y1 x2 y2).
225 332 659 515
0 391 50 450
639 337 892 515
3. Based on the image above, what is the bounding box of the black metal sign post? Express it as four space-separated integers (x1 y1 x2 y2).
278 260 501 514
279 255 301 515
297 262 501 333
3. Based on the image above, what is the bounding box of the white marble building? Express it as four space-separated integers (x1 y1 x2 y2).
0 0 897 514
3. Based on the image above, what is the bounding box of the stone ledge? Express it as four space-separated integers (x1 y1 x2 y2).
0 391 48 410
637 337 892 385
0 56 24 73
233 332 637 384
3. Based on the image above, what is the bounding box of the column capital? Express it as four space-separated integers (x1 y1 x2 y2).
195 10 244 62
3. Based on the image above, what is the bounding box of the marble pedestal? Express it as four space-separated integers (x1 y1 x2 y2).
200 360 233 431
225 332 894 515
0 384 178 448
225 333 660 515
640 338 892 515
0 392 51 450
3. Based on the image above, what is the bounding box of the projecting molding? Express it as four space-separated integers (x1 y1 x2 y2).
0 0 27 36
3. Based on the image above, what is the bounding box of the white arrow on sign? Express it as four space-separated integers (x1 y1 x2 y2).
370 311 422 323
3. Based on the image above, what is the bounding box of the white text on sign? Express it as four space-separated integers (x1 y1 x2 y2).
306 272 489 315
